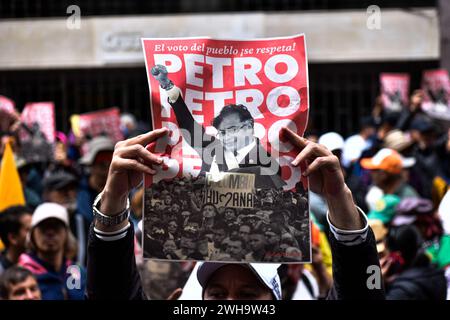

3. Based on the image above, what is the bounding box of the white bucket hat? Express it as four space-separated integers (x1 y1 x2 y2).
196 262 282 300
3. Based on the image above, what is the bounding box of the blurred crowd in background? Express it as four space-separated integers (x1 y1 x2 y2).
0 77 449 300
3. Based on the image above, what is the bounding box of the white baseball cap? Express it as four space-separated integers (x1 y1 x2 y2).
318 132 344 152
196 262 282 300
80 136 115 166
31 202 70 228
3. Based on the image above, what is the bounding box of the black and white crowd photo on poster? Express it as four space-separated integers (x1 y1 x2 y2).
143 176 310 263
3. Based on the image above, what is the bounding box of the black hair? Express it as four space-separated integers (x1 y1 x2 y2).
187 215 203 225
0 266 35 299
359 116 376 130
381 111 400 127
202 203 218 211
170 200 182 207
0 206 32 248
271 210 289 219
180 231 197 240
212 104 254 129
227 235 244 245
265 223 282 235
166 218 178 225
165 219 179 234
386 225 429 268
151 221 165 229
250 227 265 237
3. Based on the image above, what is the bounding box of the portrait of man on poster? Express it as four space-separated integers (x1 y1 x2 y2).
151 65 284 189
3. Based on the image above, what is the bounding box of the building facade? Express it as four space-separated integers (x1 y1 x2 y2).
0 0 441 135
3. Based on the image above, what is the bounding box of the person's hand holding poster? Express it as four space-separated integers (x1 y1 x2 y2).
421 69 450 121
142 35 310 263
380 73 410 112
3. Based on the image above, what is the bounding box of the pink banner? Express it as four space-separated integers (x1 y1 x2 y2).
20 102 56 143
380 73 410 112
77 107 123 142
422 69 450 121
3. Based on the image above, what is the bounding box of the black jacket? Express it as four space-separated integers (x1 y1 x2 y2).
86 223 385 300
386 266 447 300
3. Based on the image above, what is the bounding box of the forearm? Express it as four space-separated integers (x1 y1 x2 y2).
395 108 413 130
86 222 146 300
166 86 210 150
326 185 364 230
96 190 129 232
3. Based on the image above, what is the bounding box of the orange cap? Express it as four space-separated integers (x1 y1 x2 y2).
360 148 404 174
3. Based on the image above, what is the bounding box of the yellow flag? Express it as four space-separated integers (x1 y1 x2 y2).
70 114 81 138
0 140 25 211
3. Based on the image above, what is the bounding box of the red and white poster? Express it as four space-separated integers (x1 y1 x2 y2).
74 107 124 142
0 95 16 114
141 35 310 263
421 69 450 121
20 102 56 143
380 73 410 112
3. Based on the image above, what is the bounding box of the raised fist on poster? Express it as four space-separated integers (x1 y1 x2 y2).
151 64 174 90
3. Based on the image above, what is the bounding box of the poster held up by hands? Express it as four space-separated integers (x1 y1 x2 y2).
71 107 124 142
421 69 450 121
20 102 56 144
380 73 410 112
142 35 310 263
